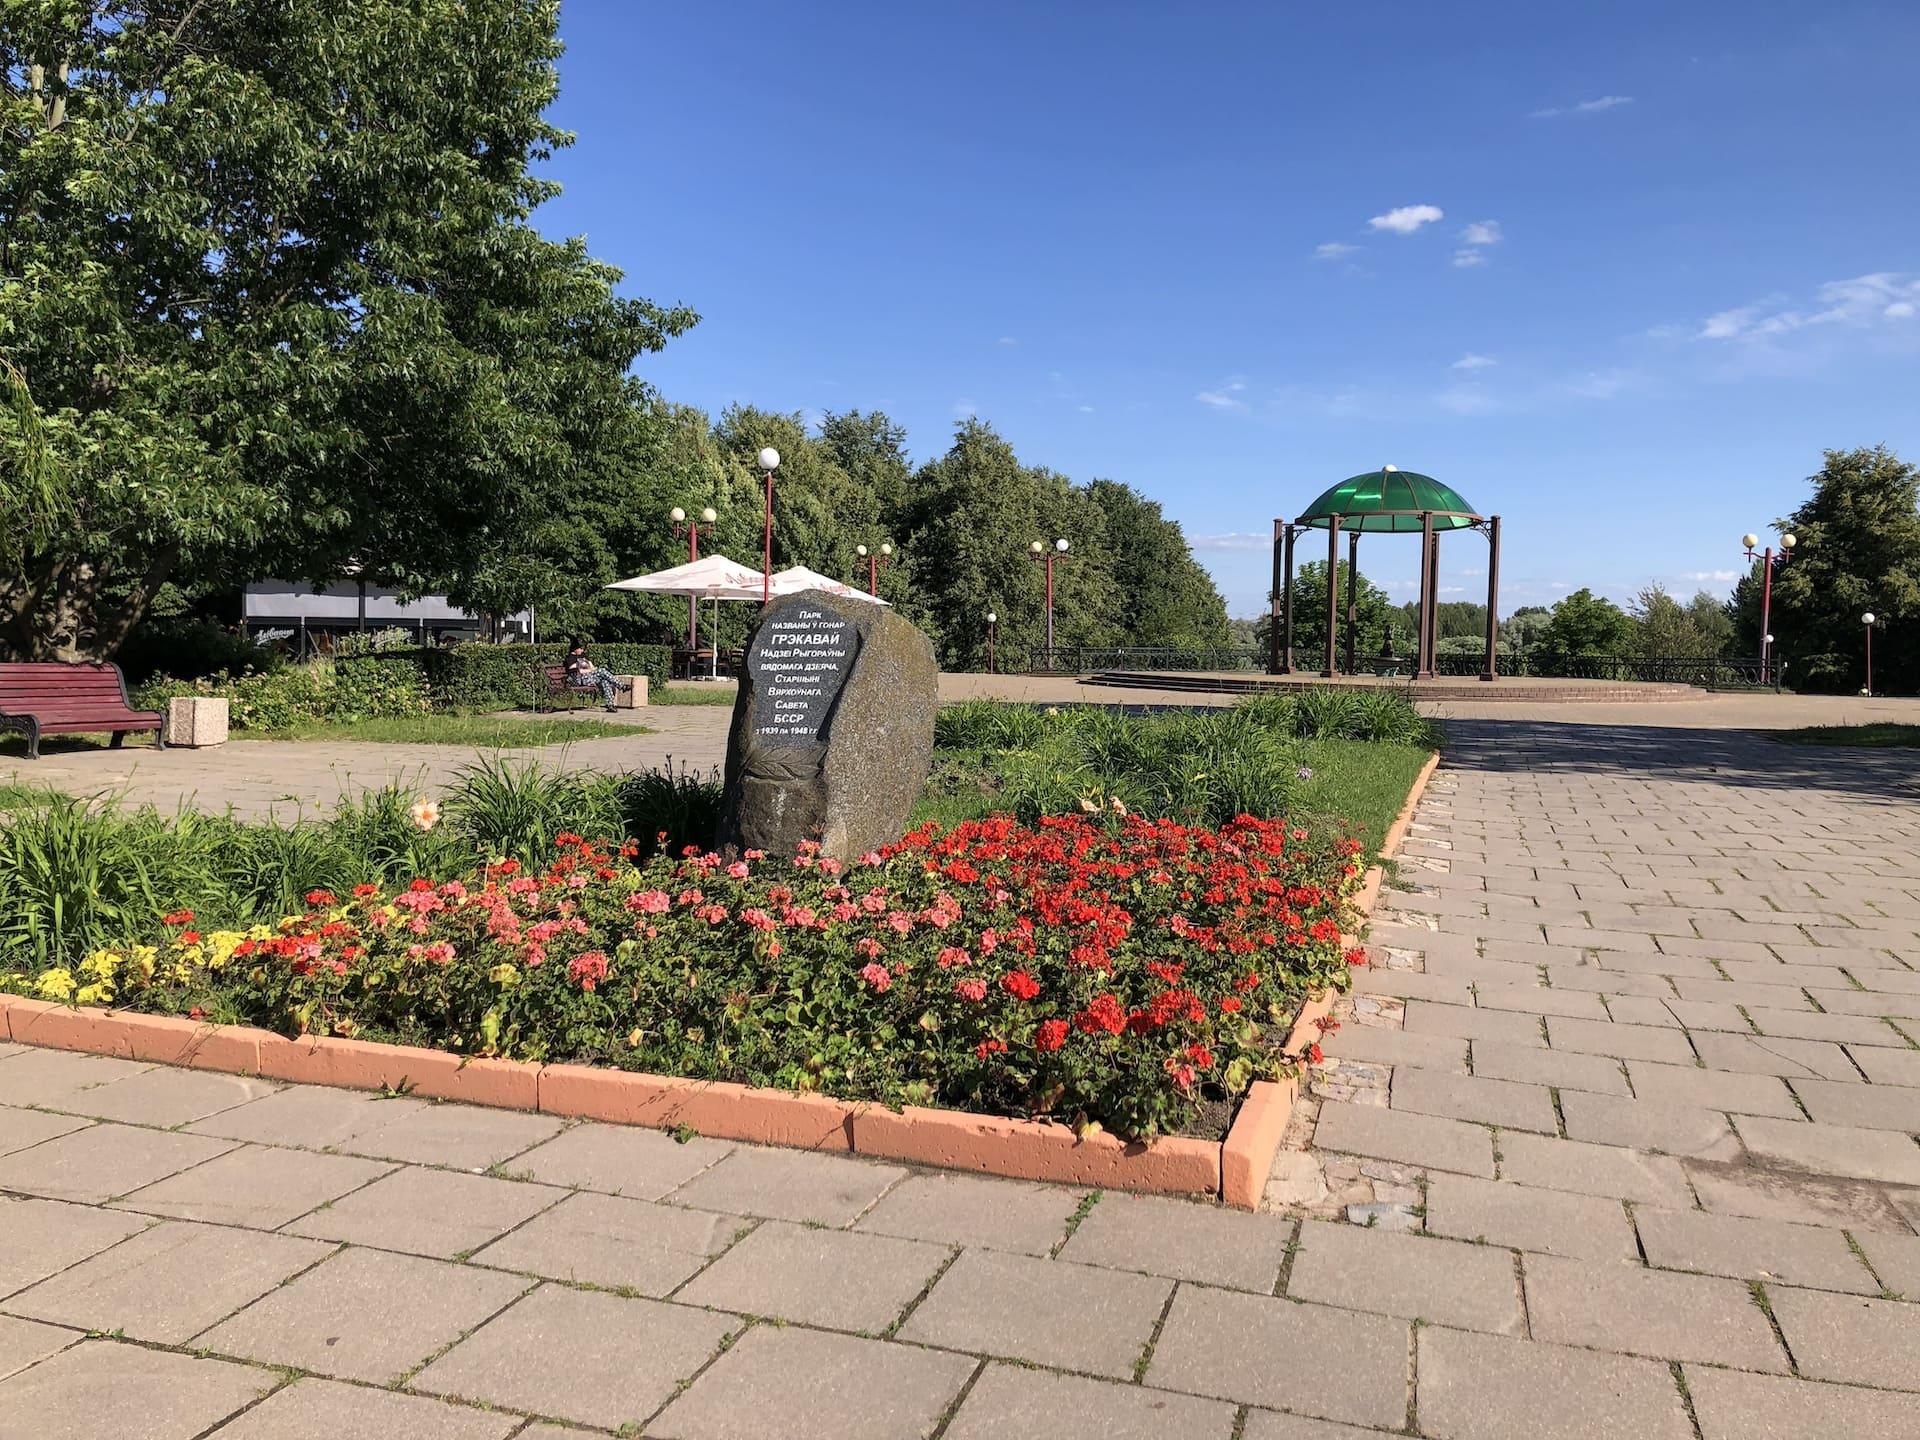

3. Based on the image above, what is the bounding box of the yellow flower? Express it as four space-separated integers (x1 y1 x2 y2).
35 969 76 1002
488 963 519 987
205 931 246 969
75 982 114 1006
80 949 122 980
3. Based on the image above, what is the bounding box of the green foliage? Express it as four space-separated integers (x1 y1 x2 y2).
1259 560 1407 657
403 643 673 710
0 0 690 661
135 662 429 732
1739 446 1920 694
114 618 281 684
1536 588 1637 663
1630 584 1720 662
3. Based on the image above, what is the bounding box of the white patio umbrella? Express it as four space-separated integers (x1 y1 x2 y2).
767 565 891 605
606 554 767 678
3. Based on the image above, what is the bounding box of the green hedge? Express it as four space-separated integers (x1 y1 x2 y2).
340 644 673 710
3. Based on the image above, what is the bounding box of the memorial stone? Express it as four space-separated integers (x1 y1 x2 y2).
718 589 937 860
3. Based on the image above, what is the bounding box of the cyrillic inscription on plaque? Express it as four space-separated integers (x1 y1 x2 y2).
747 607 860 746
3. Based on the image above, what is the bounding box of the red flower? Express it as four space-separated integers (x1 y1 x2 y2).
1035 1019 1070 1051
305 889 336 907
1345 946 1370 967
568 950 610 991
1074 994 1127 1035
999 970 1040 1001
162 910 194 926
953 978 988 1002
860 962 892 993
352 884 380 898
1219 997 1243 1014
1306 1042 1324 1065
974 1037 1008 1060
178 930 201 945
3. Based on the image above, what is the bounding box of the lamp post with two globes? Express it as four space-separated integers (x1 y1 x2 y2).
1741 529 1796 684
855 541 894 597
1030 538 1069 670
669 505 717 651
757 447 781 604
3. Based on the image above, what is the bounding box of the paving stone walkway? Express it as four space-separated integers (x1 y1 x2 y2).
1 719 1918 1437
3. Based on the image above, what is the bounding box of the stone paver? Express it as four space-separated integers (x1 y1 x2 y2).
944 1363 1239 1439
1633 1206 1878 1292
4 1221 331 1343
647 1325 974 1440
1766 1285 1920 1390
282 1165 564 1258
187 1084 429 1148
0 1048 153 1108
413 1283 740 1429
1854 1228 1920 1297
204 1377 519 1439
667 1147 906 1225
1288 1220 1524 1334
55 1067 279 1127
1425 1174 1638 1261
196 1248 529 1383
1469 1040 1630 1095
332 1102 562 1170
1557 1089 1741 1158
0 1122 234 1203
0 1106 89 1156
113 1144 395 1229
1314 1099 1494 1177
1416 1326 1693 1440
1058 1191 1294 1291
0 1194 150 1294
1495 1132 1694 1205
1786 1075 1920 1132
855 1171 1081 1255
1389 1066 1558 1133
0 1340 275 1440
1147 1286 1410 1431
505 1119 734 1197
900 1248 1169 1378
1524 1253 1788 1370
469 1190 744 1294
1734 1114 1920 1184
1683 1364 1920 1440
0 1313 77 1382
676 1219 947 1331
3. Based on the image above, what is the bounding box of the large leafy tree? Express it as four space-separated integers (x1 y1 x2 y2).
1536 588 1636 663
1260 560 1405 657
0 0 689 660
1630 583 1716 661
1083 479 1230 650
1735 447 1920 692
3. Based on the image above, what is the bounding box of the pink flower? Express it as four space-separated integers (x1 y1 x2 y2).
739 907 776 932
860 962 892 993
937 946 970 969
953 978 988 1002
727 861 750 879
569 950 610 991
855 937 885 958
626 890 671 914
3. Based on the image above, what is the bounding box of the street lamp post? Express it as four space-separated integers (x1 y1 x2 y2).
758 447 781 604
855 541 894 596
1742 530 1796 683
669 505 718 652
1029 538 1069 670
985 610 997 674
1863 612 1877 696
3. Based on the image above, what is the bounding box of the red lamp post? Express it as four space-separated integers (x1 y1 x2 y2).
855 540 894 596
669 505 717 650
1029 538 1069 670
1863 611 1877 696
757 447 781 604
1742 529 1797 683
985 610 997 674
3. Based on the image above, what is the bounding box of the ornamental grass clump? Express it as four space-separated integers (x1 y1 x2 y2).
33 812 1368 1141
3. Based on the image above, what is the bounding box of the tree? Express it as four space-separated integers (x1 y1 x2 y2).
1259 560 1405 658
1082 479 1230 650
1630 583 1712 661
1685 591 1735 658
1736 447 1920 692
1536 589 1635 665
0 0 689 660
1503 605 1552 658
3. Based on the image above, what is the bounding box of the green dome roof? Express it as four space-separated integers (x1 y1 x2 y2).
1297 468 1480 532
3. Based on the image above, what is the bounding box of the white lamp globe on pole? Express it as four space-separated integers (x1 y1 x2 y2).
1742 533 1760 551
670 506 686 524
757 447 780 472
1055 538 1070 553
757 449 781 603
701 506 717 524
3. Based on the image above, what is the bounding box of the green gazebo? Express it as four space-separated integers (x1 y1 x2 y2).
1271 466 1502 680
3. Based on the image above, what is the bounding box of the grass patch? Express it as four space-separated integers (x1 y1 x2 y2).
234 714 644 745
1772 723 1920 749
653 685 738 706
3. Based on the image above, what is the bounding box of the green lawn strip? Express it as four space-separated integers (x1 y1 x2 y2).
652 685 738 706
1771 723 1920 749
228 714 643 745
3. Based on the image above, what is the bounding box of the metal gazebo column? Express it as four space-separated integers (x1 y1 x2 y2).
1268 519 1285 674
1281 524 1297 674
1321 514 1341 678
1481 515 1502 681
1344 529 1361 674
1416 510 1435 679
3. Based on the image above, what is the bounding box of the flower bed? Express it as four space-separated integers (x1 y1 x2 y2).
12 812 1366 1142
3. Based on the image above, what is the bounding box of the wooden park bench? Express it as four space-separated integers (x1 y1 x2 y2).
533 664 601 711
0 662 166 760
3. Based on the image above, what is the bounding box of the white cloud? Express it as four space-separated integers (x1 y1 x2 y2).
1677 569 1740 583
1451 249 1487 268
953 398 978 418
1190 531 1271 552
996 336 1019 347
1565 368 1638 400
1532 95 1634 118
1367 204 1444 235
1314 241 1360 260
1451 353 1498 370
1692 273 1920 342
1196 379 1248 411
1076 404 1095 413
1460 220 1503 247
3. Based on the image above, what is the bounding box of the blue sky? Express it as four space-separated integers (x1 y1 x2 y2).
537 1 1920 618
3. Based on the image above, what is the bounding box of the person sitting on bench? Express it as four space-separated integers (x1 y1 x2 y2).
564 639 632 712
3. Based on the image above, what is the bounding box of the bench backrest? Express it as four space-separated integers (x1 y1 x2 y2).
0 662 144 717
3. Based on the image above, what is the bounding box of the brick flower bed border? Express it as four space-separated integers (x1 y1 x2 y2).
0 751 1439 1209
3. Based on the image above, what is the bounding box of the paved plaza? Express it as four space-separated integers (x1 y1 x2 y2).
1 714 1919 1436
